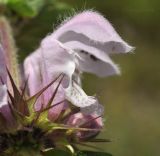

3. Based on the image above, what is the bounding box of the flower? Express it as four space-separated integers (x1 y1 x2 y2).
0 11 134 155
24 11 134 116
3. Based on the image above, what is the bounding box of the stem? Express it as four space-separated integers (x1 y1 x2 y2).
0 16 20 90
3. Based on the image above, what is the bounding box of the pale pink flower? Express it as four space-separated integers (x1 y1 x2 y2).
0 11 134 155
24 11 134 116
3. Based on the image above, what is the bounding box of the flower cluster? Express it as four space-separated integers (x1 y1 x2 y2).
0 11 134 156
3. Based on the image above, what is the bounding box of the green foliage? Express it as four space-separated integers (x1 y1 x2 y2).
0 0 71 18
5 0 45 17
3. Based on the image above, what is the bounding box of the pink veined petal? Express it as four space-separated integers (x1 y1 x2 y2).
0 44 7 84
66 112 103 140
67 112 103 127
24 40 72 121
51 10 135 54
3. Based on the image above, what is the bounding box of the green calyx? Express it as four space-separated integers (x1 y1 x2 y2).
0 73 76 155
0 72 106 156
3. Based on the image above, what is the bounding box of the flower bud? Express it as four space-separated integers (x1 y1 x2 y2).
66 113 103 141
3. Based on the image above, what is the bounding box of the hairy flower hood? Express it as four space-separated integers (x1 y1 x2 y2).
24 11 134 116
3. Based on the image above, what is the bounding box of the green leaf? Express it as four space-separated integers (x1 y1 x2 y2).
76 151 112 156
44 149 71 156
7 0 45 17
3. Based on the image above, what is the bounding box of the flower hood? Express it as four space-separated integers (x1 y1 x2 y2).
24 11 134 116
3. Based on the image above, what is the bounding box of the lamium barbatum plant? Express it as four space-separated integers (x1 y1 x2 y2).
0 11 134 156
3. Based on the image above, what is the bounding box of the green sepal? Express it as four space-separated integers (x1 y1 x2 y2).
7 69 29 116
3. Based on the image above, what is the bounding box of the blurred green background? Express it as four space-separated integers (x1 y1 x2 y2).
2 0 160 155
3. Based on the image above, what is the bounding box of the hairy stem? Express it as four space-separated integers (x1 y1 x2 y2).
0 16 20 89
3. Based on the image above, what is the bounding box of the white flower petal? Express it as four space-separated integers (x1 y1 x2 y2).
0 85 8 108
65 81 97 108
